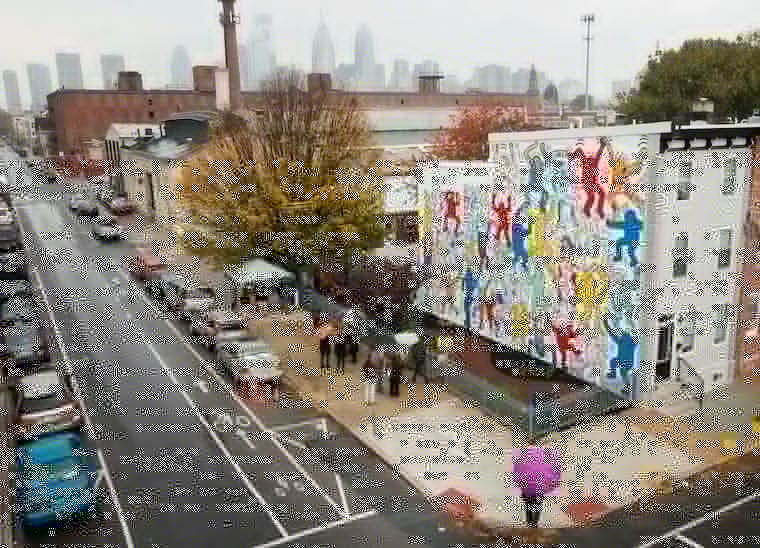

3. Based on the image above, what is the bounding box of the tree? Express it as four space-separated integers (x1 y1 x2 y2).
569 94 593 111
620 33 760 122
430 104 536 161
175 69 385 271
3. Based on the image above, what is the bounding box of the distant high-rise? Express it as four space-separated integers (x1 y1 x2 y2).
389 59 411 91
239 43 250 90
2 70 22 113
354 24 375 77
611 79 633 101
26 64 53 112
412 60 440 88
527 65 539 95
557 78 585 104
170 45 193 89
311 17 335 77
473 65 510 92
100 54 125 89
55 52 84 89
249 13 274 90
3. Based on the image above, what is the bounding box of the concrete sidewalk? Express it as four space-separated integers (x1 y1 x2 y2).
248 309 760 531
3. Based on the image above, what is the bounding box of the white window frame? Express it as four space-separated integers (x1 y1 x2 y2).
717 227 733 269
721 156 737 195
677 161 692 200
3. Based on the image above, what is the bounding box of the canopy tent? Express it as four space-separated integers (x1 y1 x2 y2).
223 259 298 309
225 259 296 287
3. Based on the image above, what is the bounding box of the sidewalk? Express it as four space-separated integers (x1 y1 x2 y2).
248 309 760 531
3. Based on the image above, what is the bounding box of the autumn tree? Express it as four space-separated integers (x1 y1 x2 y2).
175 69 385 271
620 32 760 122
430 104 536 161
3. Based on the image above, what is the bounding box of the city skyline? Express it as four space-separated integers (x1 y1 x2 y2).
0 0 756 109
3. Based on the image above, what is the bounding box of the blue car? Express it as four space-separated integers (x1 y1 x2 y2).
16 432 97 530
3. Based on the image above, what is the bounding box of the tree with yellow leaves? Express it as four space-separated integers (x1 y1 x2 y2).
175 69 385 271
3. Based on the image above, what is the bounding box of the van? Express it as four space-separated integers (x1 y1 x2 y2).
127 248 168 281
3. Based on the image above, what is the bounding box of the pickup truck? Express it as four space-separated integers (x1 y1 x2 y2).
190 309 253 351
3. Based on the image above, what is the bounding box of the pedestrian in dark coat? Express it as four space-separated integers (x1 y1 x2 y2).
319 334 331 371
346 333 359 364
411 340 429 384
389 353 403 397
334 332 347 374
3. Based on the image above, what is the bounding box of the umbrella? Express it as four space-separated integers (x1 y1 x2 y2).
394 331 420 347
512 447 562 498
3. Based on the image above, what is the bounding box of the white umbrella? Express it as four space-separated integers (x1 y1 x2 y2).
394 331 420 347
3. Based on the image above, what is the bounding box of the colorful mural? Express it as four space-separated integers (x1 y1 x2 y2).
418 138 647 395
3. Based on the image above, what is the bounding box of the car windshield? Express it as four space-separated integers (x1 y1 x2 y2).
188 287 214 299
27 457 82 482
232 341 269 357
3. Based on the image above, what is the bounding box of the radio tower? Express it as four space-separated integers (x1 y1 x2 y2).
219 0 242 110
581 13 595 111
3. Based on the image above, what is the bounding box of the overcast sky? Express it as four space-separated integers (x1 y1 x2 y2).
2 0 756 109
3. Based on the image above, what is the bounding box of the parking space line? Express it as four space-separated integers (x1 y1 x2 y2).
31 265 136 548
674 534 705 548
637 489 760 548
270 419 325 432
276 434 307 451
251 510 378 548
335 473 350 516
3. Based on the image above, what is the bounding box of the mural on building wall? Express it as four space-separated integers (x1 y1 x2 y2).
417 138 647 395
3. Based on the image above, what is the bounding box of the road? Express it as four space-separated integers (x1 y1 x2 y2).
3 154 482 548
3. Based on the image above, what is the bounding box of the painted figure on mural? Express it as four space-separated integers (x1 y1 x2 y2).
603 313 639 382
607 277 639 325
512 211 529 271
479 281 499 332
569 137 609 220
607 209 643 268
550 318 583 371
441 190 463 234
439 271 460 318
490 191 514 244
478 230 492 272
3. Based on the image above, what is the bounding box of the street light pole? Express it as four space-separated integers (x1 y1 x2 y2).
581 13 595 111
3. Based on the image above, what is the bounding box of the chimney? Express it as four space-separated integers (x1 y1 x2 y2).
307 73 332 95
214 68 231 110
193 66 217 92
418 74 443 95
218 0 242 110
117 71 143 91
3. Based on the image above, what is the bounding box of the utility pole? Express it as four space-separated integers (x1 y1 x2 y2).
581 13 595 111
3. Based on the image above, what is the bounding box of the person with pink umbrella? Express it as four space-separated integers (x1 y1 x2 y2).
512 446 562 527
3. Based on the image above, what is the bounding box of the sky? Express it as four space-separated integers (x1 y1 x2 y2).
1 0 757 110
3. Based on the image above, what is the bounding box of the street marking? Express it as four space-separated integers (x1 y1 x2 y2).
120 270 351 519
335 473 350 516
194 379 209 393
277 435 307 451
270 419 324 432
31 265 136 548
235 428 257 450
251 510 378 548
674 535 704 548
94 469 105 492
140 331 289 538
637 489 760 548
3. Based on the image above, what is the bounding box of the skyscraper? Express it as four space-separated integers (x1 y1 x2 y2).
353 24 375 88
26 64 53 112
2 70 22 113
170 45 193 89
249 14 274 90
239 43 250 90
311 17 335 77
55 52 84 89
100 54 125 89
389 59 411 91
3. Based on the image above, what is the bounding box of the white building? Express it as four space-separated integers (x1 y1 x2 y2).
248 14 275 90
55 52 84 89
311 18 335 77
100 54 125 90
2 70 22 114
12 115 36 149
26 63 53 113
169 45 193 89
104 123 162 191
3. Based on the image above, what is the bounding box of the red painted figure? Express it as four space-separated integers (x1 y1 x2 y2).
491 193 514 243
442 191 463 234
571 139 608 220
551 321 582 370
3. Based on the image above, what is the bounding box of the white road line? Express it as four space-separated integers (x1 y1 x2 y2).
251 510 378 548
30 265 136 548
674 534 705 548
119 270 350 519
235 428 257 450
139 331 289 538
277 435 307 451
270 419 324 432
94 469 105 492
637 489 760 548
335 473 350 516
195 379 209 393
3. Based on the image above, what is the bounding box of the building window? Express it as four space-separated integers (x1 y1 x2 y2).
677 312 696 353
145 128 153 136
677 161 692 200
148 98 153 106
713 303 729 344
400 99 404 105
149 111 155 119
656 314 674 381
717 228 732 269
673 232 688 278
722 157 737 195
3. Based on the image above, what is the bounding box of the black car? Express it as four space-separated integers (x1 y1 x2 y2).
91 215 122 241
2 318 50 369
0 251 27 280
0 296 39 326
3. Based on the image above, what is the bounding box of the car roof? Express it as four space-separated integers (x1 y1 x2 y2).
207 309 242 322
18 370 61 398
17 431 81 464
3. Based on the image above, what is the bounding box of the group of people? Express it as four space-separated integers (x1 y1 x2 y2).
318 328 359 374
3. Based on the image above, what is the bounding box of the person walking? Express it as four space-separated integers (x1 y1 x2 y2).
362 356 377 405
346 333 359 365
370 348 385 394
334 331 347 374
389 352 403 397
319 332 331 372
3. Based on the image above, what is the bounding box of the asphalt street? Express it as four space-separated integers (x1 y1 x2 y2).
4 154 485 548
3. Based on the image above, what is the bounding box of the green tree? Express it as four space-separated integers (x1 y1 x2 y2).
620 33 760 122
175 69 385 271
570 94 594 111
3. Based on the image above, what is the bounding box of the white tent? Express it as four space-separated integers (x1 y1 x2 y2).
226 259 295 287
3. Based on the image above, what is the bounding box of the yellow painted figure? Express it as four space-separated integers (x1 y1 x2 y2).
575 265 609 323
527 208 546 257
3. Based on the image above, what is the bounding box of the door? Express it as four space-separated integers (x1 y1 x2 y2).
145 172 155 215
656 314 674 381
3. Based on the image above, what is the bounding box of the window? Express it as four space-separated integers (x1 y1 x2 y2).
677 312 696 353
722 157 737 195
145 128 153 136
656 314 674 381
713 303 729 344
677 161 692 200
147 98 153 106
149 111 155 119
673 232 688 278
718 228 732 269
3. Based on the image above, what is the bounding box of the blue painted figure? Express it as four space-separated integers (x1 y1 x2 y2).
512 213 529 271
463 269 479 331
603 314 639 381
607 209 642 267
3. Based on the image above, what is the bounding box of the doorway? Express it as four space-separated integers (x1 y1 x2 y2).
656 314 674 382
145 172 155 215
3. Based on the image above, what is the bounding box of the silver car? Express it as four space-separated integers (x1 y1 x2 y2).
13 369 83 440
216 339 283 386
191 309 252 351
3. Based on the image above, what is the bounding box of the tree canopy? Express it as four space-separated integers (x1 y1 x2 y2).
175 69 385 271
619 31 760 122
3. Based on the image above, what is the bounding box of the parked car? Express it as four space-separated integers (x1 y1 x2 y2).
0 251 28 279
127 248 167 281
106 194 135 215
91 215 122 241
0 295 40 325
146 272 215 320
15 431 97 530
216 339 282 387
0 280 33 302
13 369 82 440
73 199 98 217
191 309 253 351
0 221 20 252
69 193 89 212
2 318 50 369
